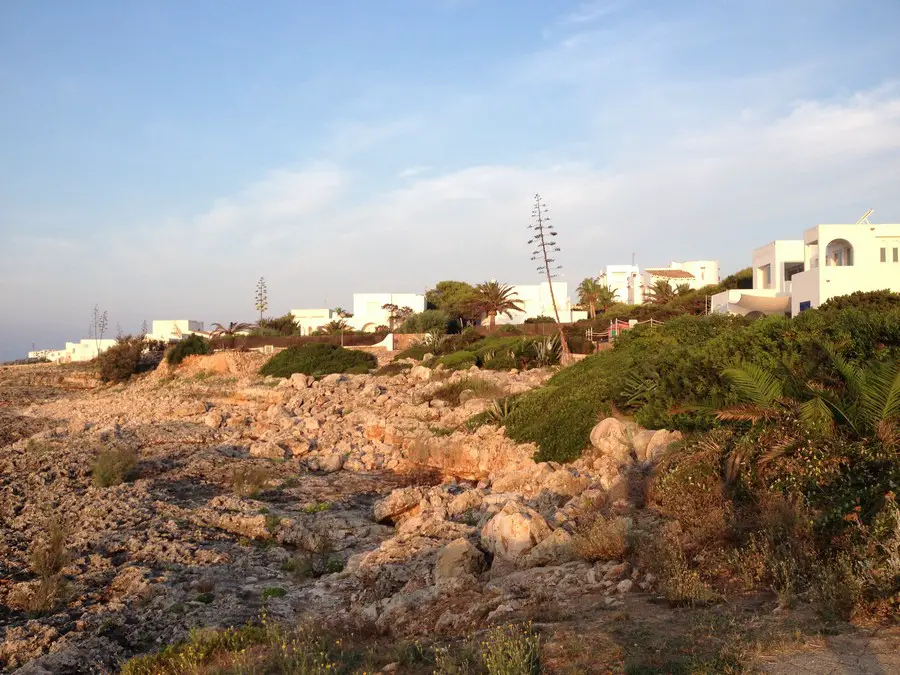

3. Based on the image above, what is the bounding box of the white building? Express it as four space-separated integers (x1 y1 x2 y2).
489 282 587 325
148 320 205 343
37 338 119 363
348 293 426 332
601 261 719 305
601 265 641 304
711 215 900 317
289 308 336 335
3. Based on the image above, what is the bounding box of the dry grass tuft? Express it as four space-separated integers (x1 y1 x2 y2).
92 445 139 487
230 464 271 498
573 515 630 562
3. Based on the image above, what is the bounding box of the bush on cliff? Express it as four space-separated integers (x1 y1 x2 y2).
259 343 377 378
98 336 145 383
505 304 900 463
166 334 212 366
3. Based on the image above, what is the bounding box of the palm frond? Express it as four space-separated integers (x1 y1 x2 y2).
798 396 836 435
722 362 784 408
861 360 900 427
714 404 779 422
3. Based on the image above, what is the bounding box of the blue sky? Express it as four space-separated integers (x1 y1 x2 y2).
2 0 900 360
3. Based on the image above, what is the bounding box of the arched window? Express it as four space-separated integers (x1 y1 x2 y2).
824 238 854 267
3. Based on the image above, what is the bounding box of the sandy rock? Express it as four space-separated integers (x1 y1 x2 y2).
457 389 477 404
321 373 347 386
629 429 656 460
410 365 432 382
617 579 634 594
249 441 289 460
480 501 552 563
434 538 485 581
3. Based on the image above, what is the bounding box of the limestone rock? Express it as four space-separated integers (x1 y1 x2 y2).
480 501 552 562
203 411 225 429
318 453 345 474
434 538 485 581
409 365 432 382
448 490 483 517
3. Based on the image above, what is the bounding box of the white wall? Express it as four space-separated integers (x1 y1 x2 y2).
349 293 426 332
676 260 720 288
752 240 805 293
290 308 334 335
150 320 205 342
603 265 640 303
492 281 581 324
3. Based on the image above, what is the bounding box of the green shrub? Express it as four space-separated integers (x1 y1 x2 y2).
259 343 376 378
392 343 432 362
396 309 451 334
435 350 477 370
166 334 211 365
98 336 145 382
479 623 540 675
375 362 411 376
427 377 504 406
92 446 139 487
524 315 556 324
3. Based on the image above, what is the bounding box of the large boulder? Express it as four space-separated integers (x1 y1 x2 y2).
290 373 311 389
373 487 426 524
434 538 485 582
517 528 576 569
410 365 432 382
541 469 590 498
642 429 683 462
480 501 552 563
589 418 639 450
249 441 289 460
318 453 345 473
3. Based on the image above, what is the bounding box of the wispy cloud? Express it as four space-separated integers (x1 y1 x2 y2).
398 166 428 179
562 0 628 25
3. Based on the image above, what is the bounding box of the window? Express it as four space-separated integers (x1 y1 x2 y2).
759 264 772 289
799 301 811 312
894 247 899 263
881 248 887 263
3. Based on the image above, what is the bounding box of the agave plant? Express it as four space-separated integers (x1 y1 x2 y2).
422 329 449 353
486 397 520 426
532 335 562 367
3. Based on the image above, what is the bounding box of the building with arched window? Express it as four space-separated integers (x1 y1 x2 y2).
711 215 900 317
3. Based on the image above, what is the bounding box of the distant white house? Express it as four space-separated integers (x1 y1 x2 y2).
289 308 336 335
602 265 641 304
148 320 205 342
489 282 587 325
348 293 426 332
36 338 118 363
711 213 900 317
601 260 719 305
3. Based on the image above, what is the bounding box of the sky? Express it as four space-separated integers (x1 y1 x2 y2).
2 0 900 361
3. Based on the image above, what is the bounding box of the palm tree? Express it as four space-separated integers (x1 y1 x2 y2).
316 319 351 336
381 303 400 330
474 281 525 328
577 278 602 319
705 352 900 447
211 321 254 349
595 287 618 314
646 280 676 304
675 283 692 297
